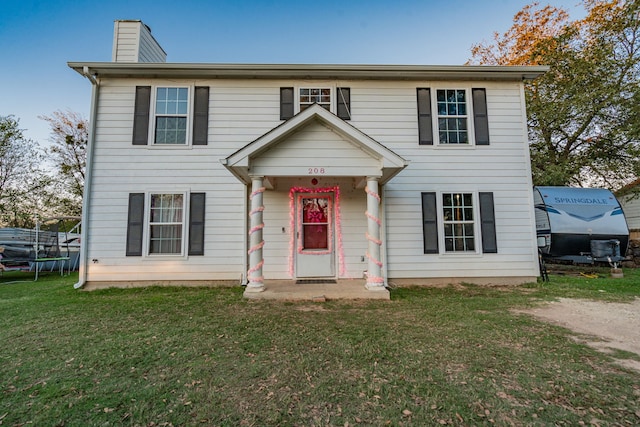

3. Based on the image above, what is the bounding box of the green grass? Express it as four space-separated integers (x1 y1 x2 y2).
1 268 640 426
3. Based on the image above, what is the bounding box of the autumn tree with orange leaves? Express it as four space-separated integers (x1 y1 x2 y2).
470 0 640 189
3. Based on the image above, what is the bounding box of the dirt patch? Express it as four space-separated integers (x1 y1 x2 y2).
518 298 640 372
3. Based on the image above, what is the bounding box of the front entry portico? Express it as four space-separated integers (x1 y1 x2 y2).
223 104 407 297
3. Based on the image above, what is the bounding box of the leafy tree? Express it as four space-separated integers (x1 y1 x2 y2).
469 0 640 189
0 115 51 227
40 110 88 202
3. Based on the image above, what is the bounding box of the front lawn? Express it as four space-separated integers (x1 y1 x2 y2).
1 269 639 426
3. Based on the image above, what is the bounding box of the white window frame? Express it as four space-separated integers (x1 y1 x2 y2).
438 191 481 255
150 86 192 146
145 192 188 257
432 87 476 146
297 87 334 114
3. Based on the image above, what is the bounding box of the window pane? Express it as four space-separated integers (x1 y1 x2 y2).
300 88 331 110
155 117 187 144
149 225 182 254
459 131 468 143
154 87 188 145
303 224 328 249
149 194 184 255
449 131 458 144
301 197 329 250
436 89 469 145
464 223 474 236
467 238 475 251
442 192 475 252
445 238 453 251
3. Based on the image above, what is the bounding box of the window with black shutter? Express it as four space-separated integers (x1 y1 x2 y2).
192 87 209 145
421 192 439 253
417 88 433 145
126 193 145 256
132 86 151 145
479 192 497 253
280 87 294 120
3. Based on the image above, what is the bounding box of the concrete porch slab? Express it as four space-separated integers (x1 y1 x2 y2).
243 279 390 301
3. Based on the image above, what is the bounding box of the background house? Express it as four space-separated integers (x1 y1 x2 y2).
618 179 640 240
69 20 545 293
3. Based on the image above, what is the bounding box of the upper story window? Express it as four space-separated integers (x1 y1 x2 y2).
417 87 489 146
280 87 351 120
154 87 189 144
437 89 468 144
299 88 331 112
132 86 210 146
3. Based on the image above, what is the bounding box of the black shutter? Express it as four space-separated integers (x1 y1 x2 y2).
126 193 145 256
280 87 294 120
421 192 439 254
479 192 497 253
132 86 151 145
337 87 351 120
472 88 490 145
188 193 206 256
417 88 433 145
193 87 209 145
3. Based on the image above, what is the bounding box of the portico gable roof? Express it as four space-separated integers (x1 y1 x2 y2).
222 104 408 185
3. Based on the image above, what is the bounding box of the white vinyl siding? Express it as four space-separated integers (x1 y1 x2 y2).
85 77 538 285
620 193 640 232
112 21 166 63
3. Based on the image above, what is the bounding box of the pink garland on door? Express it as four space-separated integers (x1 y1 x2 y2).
288 186 345 277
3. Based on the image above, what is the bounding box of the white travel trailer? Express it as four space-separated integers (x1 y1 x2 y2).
534 186 629 263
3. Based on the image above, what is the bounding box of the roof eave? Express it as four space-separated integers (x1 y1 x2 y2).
68 62 549 81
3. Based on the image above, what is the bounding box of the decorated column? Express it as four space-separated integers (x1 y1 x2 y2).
246 177 265 292
365 177 385 290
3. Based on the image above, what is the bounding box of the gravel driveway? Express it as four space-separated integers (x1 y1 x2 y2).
520 298 640 372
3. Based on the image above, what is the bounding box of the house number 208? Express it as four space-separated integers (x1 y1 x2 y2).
308 168 326 174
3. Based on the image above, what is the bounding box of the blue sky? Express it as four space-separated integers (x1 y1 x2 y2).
1 0 585 147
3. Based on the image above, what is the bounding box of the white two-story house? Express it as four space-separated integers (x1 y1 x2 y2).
69 20 545 296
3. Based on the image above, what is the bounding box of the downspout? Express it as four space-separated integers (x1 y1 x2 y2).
74 66 99 289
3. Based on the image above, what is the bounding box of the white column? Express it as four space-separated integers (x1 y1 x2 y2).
246 177 265 292
365 177 385 290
